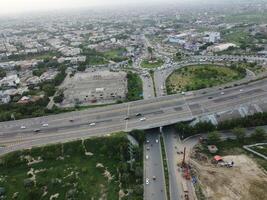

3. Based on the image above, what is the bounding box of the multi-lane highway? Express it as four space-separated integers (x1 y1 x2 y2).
0 78 267 155
163 127 184 200
144 130 167 200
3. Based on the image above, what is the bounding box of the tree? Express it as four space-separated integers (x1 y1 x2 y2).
0 68 6 78
147 47 153 60
53 93 64 103
42 84 56 97
14 65 21 71
77 65 86 72
251 128 266 142
194 121 216 133
207 131 221 144
232 127 246 142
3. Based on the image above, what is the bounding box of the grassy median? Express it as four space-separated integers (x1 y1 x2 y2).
160 135 170 200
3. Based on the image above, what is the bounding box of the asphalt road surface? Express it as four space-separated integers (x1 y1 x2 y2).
144 130 167 200
163 127 184 200
1 78 267 155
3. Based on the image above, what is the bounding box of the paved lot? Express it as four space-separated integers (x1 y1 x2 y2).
61 69 127 107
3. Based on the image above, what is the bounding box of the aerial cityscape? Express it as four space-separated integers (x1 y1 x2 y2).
0 0 267 199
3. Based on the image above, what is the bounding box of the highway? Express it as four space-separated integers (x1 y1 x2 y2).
144 130 167 200
1 78 267 155
162 127 184 200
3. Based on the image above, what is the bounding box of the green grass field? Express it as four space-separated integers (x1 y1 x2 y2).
0 133 143 200
141 58 164 68
166 64 246 94
103 48 128 62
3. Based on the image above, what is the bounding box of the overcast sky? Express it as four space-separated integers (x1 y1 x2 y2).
0 0 253 15
0 0 177 15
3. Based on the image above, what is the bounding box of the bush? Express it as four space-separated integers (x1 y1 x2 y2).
207 131 221 145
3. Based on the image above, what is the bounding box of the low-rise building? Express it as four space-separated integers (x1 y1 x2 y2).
0 74 20 88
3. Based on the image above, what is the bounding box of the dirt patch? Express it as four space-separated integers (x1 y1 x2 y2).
192 154 267 200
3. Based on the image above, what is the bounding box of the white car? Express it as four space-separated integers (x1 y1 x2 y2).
42 123 49 127
146 178 150 185
140 117 146 121
146 140 150 143
89 123 96 126
240 89 243 92
146 155 149 160
221 92 225 95
156 139 159 143
20 126 26 129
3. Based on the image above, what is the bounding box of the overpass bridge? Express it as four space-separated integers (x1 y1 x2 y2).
0 78 267 156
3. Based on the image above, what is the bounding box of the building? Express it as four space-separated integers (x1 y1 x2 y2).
203 32 221 43
0 74 20 88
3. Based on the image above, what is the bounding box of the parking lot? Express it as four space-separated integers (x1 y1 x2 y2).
60 69 127 107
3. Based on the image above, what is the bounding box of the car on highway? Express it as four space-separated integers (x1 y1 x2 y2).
136 113 142 117
140 117 146 121
89 123 96 126
20 125 26 129
146 178 150 185
69 119 74 122
221 92 225 95
240 89 244 92
146 155 149 160
156 139 159 143
124 116 130 120
146 140 150 143
34 129 41 133
153 176 156 180
42 123 49 127
146 146 150 150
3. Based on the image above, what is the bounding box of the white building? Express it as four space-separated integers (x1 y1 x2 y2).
203 32 221 43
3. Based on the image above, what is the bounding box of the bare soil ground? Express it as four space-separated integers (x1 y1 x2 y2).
191 154 267 200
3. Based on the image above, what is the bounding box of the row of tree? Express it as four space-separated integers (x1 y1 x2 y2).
176 112 267 139
206 127 266 145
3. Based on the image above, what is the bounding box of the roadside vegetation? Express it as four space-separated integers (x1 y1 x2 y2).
166 64 246 94
0 132 144 200
175 112 267 138
126 71 143 101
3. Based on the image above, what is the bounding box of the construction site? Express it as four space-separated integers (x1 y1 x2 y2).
177 144 267 200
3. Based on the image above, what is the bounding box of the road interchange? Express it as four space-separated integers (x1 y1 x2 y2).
1 77 267 155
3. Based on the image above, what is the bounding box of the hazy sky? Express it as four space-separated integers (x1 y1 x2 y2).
0 0 253 15
0 0 180 15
